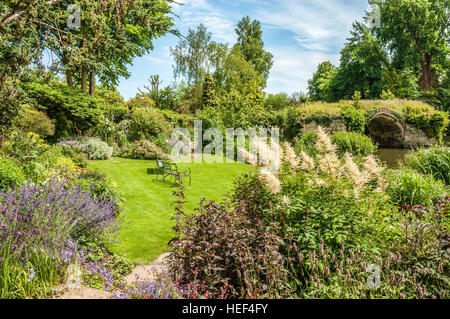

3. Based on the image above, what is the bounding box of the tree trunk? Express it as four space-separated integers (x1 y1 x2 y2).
81 66 87 94
89 71 95 96
66 69 73 88
419 53 436 91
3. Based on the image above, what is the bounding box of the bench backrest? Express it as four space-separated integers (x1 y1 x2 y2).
156 159 164 168
163 162 178 174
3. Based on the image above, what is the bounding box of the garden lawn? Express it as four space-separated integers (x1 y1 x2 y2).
89 157 251 264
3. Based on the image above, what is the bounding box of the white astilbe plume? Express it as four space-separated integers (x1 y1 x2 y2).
282 195 292 206
252 137 282 173
308 178 326 186
363 155 387 190
318 152 340 179
259 168 281 194
340 153 366 197
238 147 257 166
283 142 299 170
299 151 315 172
316 126 337 154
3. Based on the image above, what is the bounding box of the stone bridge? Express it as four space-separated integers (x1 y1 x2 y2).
301 108 437 148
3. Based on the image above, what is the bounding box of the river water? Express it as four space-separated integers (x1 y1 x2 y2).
376 136 450 169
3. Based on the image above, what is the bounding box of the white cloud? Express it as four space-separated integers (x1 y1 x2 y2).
257 0 364 53
266 46 339 94
171 0 236 43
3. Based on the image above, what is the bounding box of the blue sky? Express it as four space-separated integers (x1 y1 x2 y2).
117 0 371 100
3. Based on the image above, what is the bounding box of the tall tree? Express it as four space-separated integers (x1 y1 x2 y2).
1 0 175 96
171 24 215 86
201 73 219 110
52 0 175 96
308 61 337 102
171 24 228 107
330 22 394 100
234 16 273 88
371 0 449 91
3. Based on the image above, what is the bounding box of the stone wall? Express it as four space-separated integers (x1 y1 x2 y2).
301 119 347 135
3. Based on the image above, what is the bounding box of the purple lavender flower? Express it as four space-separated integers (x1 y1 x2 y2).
27 266 35 282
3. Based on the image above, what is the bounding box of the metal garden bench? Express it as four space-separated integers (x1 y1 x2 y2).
155 157 191 186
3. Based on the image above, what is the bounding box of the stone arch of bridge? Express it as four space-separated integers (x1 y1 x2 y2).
367 111 406 148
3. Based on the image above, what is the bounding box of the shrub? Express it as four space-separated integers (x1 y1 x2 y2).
128 108 173 142
300 197 450 299
22 82 101 139
60 137 113 160
386 169 447 206
3 131 49 179
82 137 113 160
380 90 396 100
0 156 25 189
168 186 295 299
14 105 55 138
404 146 450 185
55 142 88 168
77 169 120 202
331 131 377 157
130 140 166 160
341 105 366 133
264 93 291 111
126 94 156 110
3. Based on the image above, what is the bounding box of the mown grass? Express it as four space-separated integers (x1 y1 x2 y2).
89 157 251 264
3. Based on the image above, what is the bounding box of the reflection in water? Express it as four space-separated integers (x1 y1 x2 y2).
376 136 449 169
375 148 409 169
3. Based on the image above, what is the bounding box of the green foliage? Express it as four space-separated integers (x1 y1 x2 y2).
0 246 67 299
0 155 25 190
96 89 130 123
159 109 195 129
281 181 390 256
294 131 319 158
404 146 450 185
341 105 366 133
126 94 156 110
128 108 173 142
402 105 449 141
201 73 219 110
386 169 447 206
331 132 377 157
13 105 55 138
22 82 101 138
214 46 264 108
277 106 303 141
233 16 274 88
196 107 225 131
308 62 337 102
77 169 121 203
0 81 23 131
380 90 396 100
171 24 215 87
3 131 49 179
374 0 449 91
330 23 390 100
263 93 291 111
